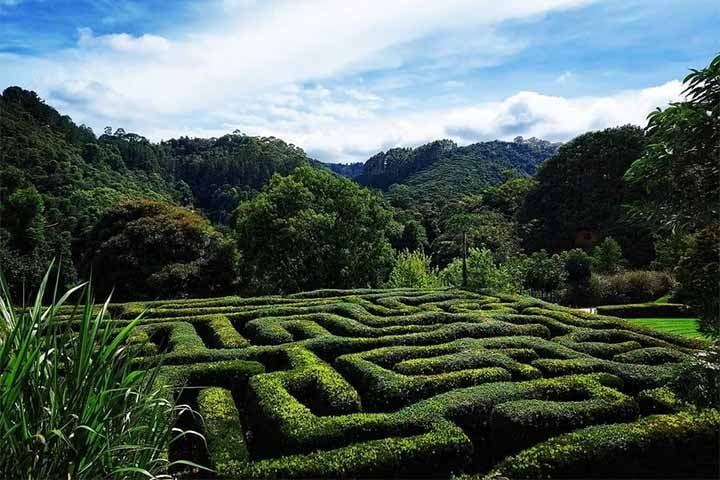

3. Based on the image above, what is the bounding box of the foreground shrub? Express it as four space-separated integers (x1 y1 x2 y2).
0 267 201 479
670 343 720 409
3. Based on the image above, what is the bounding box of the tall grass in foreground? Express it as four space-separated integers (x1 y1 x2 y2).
0 267 203 479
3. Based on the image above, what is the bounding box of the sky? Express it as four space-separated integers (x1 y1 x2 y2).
1 0 718 163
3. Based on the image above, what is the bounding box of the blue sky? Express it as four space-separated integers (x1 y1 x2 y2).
1 0 718 163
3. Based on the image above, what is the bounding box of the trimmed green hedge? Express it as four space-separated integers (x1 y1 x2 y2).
197 387 249 470
228 420 472 478
596 303 694 318
95 289 715 478
489 410 720 479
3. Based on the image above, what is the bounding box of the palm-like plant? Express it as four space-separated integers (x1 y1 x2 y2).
0 265 203 479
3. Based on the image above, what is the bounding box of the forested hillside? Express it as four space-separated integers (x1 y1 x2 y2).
0 86 313 293
352 137 558 203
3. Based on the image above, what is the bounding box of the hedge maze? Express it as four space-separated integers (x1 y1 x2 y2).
115 289 718 478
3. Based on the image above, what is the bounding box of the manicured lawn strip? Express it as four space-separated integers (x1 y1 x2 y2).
628 317 706 339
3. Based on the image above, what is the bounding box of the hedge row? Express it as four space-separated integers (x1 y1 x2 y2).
596 303 695 318
305 321 551 360
489 410 720 479
532 358 675 393
337 354 511 411
246 365 632 469
158 358 264 389
197 387 249 471
613 346 688 365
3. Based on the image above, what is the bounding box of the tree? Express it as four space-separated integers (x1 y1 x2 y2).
625 54 720 335
592 237 624 273
385 250 442 288
81 200 238 300
674 225 720 338
625 54 719 233
520 125 653 265
235 166 396 294
562 249 593 284
523 250 566 298
440 247 521 293
394 219 429 253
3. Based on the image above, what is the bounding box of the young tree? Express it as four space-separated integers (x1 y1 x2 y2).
592 237 625 273
385 250 442 288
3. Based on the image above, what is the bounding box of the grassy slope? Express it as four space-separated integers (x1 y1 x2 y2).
628 317 705 339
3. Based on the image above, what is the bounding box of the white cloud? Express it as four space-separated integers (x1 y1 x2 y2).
556 70 574 83
132 79 682 164
9 0 680 164
443 80 465 89
2 0 593 114
77 28 171 55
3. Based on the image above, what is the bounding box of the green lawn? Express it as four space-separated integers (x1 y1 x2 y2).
629 317 706 339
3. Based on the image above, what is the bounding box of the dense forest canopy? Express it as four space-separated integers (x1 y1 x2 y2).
353 137 558 204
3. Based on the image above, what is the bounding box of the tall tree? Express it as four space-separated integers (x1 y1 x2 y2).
625 54 720 337
235 166 396 294
520 125 652 264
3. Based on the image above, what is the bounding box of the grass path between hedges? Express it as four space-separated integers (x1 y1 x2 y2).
628 317 706 339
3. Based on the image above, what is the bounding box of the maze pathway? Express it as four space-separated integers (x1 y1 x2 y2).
115 288 712 478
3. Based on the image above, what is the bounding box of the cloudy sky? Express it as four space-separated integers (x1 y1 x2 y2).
1 0 718 163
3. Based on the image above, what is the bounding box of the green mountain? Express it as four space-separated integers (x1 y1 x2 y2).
0 86 313 291
351 137 559 203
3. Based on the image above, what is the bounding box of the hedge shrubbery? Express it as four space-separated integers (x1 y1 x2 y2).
584 270 676 305
596 302 694 318
489 410 720 479
105 288 716 478
198 387 249 471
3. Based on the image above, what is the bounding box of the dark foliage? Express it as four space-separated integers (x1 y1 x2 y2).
520 125 653 264
81 199 238 300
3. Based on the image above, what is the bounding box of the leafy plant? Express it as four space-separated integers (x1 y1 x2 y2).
0 265 204 479
385 250 443 288
522 250 566 299
671 343 720 409
591 237 624 273
441 248 523 293
562 249 593 284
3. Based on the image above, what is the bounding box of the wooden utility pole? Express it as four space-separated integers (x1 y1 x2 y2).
462 231 468 288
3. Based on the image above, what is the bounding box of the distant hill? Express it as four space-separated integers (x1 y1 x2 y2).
343 138 559 203
325 161 365 179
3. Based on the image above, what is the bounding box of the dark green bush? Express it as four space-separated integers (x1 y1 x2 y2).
670 343 720 409
228 421 472 479
583 270 676 305
675 225 720 338
562 249 593 284
489 410 720 479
